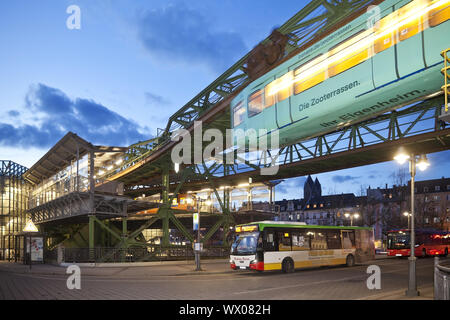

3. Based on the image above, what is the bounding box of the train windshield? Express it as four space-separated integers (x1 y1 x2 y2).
387 232 410 249
231 232 260 255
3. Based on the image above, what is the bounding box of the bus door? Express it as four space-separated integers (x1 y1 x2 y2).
263 229 277 252
341 231 355 249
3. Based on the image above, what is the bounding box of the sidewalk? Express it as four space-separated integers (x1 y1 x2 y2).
358 285 434 300
0 258 233 278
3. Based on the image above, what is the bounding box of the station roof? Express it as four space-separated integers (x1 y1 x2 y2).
23 132 127 185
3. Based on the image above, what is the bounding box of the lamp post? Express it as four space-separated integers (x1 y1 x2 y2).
188 195 212 271
394 149 430 297
344 212 359 226
403 211 411 229
23 219 38 270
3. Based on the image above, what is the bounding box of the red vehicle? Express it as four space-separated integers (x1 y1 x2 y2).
387 229 450 257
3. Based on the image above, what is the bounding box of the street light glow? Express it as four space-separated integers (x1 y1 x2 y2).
416 154 430 171
394 151 410 164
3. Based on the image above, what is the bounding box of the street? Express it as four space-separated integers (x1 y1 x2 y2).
0 257 439 300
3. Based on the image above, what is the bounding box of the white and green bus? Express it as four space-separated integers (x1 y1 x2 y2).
230 221 374 272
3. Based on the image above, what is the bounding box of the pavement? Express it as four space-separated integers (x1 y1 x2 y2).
0 254 437 300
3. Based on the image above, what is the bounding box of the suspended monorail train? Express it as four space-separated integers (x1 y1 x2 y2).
231 0 450 147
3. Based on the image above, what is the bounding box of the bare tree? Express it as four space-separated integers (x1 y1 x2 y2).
390 167 408 187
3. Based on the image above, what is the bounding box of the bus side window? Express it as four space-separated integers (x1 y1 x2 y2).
278 231 292 251
292 231 310 251
342 231 355 249
310 230 327 250
326 229 342 249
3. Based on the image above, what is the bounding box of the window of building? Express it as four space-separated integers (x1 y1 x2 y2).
435 186 441 191
424 187 429 192
248 90 263 117
447 185 450 191
233 101 245 126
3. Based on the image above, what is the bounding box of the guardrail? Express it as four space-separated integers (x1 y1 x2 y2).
55 246 230 263
434 256 450 300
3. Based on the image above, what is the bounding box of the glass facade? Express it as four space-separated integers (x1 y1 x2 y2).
29 154 89 209
0 161 29 261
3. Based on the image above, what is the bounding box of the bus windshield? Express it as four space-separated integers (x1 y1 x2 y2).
231 232 260 255
387 232 410 249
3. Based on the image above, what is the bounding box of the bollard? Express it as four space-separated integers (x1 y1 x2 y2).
434 256 439 299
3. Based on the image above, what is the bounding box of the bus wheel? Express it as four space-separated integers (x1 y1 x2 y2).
346 254 355 267
282 258 294 273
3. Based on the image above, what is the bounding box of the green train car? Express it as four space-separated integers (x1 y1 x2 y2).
231 0 450 147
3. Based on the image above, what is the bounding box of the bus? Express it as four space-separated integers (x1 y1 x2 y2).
387 229 450 257
230 221 374 272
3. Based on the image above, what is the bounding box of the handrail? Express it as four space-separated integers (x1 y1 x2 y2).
441 48 450 112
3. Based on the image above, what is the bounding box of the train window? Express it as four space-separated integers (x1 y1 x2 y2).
264 83 275 108
429 2 450 27
233 101 245 126
373 12 398 53
397 1 426 41
328 29 367 56
248 90 263 117
293 53 327 95
328 28 372 77
276 71 294 102
294 67 326 94
328 47 370 77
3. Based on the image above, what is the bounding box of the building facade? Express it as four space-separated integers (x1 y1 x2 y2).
0 160 30 261
275 175 360 226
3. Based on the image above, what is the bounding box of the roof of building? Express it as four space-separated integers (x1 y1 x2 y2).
23 132 127 185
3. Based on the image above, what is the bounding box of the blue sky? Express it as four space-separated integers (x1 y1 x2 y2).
1 0 449 201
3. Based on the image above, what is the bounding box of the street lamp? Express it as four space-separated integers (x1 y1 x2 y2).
403 211 411 229
23 219 38 270
344 212 359 226
394 149 430 297
189 195 212 271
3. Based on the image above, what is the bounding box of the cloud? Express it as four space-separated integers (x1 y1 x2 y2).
276 176 307 197
331 175 360 183
145 91 170 106
136 3 247 73
7 110 20 117
0 83 151 149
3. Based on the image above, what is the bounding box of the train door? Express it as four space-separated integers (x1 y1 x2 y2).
274 71 293 129
262 75 278 134
395 0 427 77
372 5 398 87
